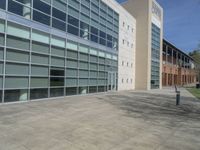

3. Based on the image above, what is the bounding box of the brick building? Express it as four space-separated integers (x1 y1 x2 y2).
162 40 196 86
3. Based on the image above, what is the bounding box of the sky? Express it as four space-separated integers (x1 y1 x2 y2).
117 0 200 53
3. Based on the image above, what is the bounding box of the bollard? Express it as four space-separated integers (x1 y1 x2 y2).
176 91 180 105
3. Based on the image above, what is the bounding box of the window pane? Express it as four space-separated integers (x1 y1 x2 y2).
33 10 50 26
50 88 64 97
50 77 64 87
51 36 65 48
0 0 6 10
0 33 4 46
68 0 80 10
30 88 48 100
0 48 4 60
0 62 3 74
6 49 29 62
66 87 77 95
51 57 65 67
32 30 50 44
67 41 78 51
79 70 88 77
68 6 79 18
7 22 30 39
33 0 51 14
5 77 29 88
89 79 97 86
66 68 77 77
68 15 79 27
79 53 88 61
89 86 97 93
6 63 29 75
67 25 79 36
8 0 31 19
50 69 64 76
52 18 66 31
51 46 65 56
7 35 30 50
0 77 2 89
79 86 88 94
79 45 89 53
0 19 5 33
79 79 88 86
53 0 67 11
65 78 77 87
31 77 48 88
32 41 49 54
31 54 49 65
4 89 28 102
67 50 78 59
31 65 49 76
52 7 66 21
90 63 98 70
79 62 88 69
66 59 77 68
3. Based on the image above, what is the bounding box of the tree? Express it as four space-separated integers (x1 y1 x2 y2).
189 45 200 85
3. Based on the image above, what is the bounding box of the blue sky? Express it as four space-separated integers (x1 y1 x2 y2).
117 0 200 53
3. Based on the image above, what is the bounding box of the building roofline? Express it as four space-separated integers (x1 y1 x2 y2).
163 39 194 61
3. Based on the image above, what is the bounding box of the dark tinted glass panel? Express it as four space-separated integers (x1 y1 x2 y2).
50 69 64 76
8 0 23 16
107 41 112 48
52 8 66 21
91 34 98 43
78 87 88 94
33 10 50 26
30 88 48 100
4 89 28 102
80 21 89 30
91 27 98 35
100 31 106 38
80 30 89 40
66 87 77 96
98 86 105 92
50 77 64 86
68 15 79 27
0 0 6 10
89 86 97 93
107 34 112 41
50 88 64 97
33 0 51 14
52 18 66 31
67 25 79 36
100 38 106 46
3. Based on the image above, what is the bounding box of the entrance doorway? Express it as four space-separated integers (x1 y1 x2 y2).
107 72 116 91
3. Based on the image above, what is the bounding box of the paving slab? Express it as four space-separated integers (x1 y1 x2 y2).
0 87 200 150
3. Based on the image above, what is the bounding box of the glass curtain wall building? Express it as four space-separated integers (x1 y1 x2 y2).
151 23 161 89
0 0 119 103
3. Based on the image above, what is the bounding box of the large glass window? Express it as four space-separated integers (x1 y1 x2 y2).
31 54 49 65
0 34 4 46
7 35 30 50
0 62 3 74
30 88 48 100
6 63 29 75
4 89 28 102
50 88 64 97
53 0 67 12
52 8 66 21
52 18 66 31
32 30 50 44
30 77 48 88
68 15 79 27
31 65 49 76
33 0 51 15
0 0 6 10
8 0 31 19
5 77 29 89
32 41 49 54
6 49 29 62
33 10 50 26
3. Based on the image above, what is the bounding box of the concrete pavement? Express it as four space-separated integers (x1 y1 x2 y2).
0 88 200 150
